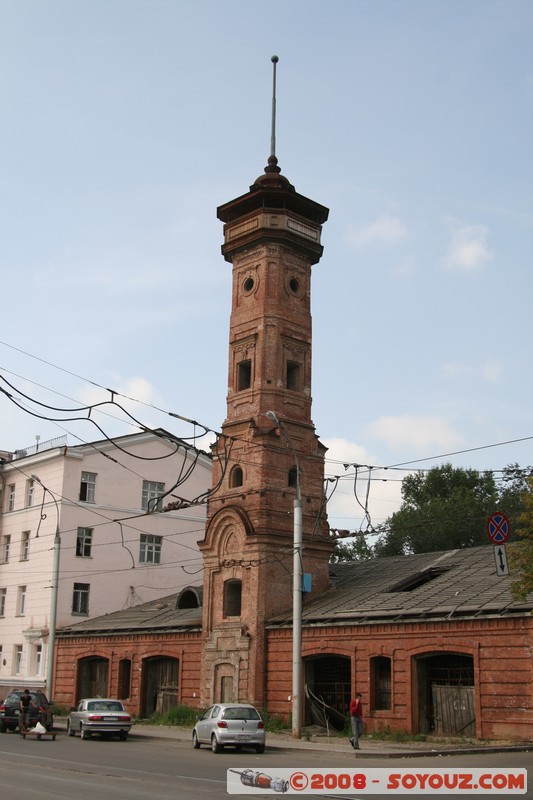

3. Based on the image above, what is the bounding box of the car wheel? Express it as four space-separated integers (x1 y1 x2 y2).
119 731 128 741
0 723 7 734
255 744 265 754
192 731 200 749
80 725 91 740
67 720 75 737
211 734 222 753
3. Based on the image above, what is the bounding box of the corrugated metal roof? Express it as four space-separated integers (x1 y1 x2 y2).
270 545 533 625
57 591 202 637
57 546 532 638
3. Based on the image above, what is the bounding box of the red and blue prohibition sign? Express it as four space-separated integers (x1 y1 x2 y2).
486 512 510 544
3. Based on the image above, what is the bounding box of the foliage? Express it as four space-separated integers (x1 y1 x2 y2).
51 703 70 717
509 476 533 601
368 723 427 742
261 710 291 731
147 704 199 727
372 463 531 557
331 536 374 562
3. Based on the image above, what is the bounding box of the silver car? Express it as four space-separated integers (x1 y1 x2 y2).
193 703 266 753
67 698 132 740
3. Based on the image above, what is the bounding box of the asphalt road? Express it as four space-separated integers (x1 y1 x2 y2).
0 730 529 800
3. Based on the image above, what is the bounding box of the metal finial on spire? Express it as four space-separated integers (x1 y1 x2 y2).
270 55 279 158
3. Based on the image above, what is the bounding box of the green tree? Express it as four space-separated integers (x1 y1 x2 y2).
331 535 374 562
373 463 508 557
509 476 533 601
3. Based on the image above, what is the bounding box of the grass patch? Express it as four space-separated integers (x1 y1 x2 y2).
261 711 291 732
368 724 427 742
146 704 199 727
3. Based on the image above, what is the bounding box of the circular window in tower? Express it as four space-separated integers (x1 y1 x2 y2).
286 275 304 298
243 276 255 294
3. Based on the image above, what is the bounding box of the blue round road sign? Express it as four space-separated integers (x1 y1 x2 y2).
487 512 510 544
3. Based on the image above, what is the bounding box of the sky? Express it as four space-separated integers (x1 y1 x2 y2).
1 0 532 540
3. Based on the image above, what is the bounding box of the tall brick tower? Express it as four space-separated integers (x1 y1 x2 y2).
199 69 332 711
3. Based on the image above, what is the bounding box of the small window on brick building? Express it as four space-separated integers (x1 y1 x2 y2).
230 465 244 488
286 361 301 391
288 466 299 488
118 658 132 700
370 656 392 710
176 588 200 609
223 579 242 617
237 360 252 391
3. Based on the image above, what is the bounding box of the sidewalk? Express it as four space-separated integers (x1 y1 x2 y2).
54 718 533 758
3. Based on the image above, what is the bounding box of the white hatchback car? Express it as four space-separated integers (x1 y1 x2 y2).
193 703 266 753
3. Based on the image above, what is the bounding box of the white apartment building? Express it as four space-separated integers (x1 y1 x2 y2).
0 430 211 697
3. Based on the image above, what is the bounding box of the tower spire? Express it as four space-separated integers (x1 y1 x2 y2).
270 55 279 159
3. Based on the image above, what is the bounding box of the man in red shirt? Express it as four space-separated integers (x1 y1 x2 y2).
349 693 363 749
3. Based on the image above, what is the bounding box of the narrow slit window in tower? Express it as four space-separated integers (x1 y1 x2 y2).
237 360 252 391
286 361 301 391
223 579 242 617
230 465 244 487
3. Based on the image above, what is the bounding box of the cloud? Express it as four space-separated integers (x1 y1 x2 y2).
366 415 464 453
442 358 503 383
444 219 493 271
345 214 408 247
322 437 403 530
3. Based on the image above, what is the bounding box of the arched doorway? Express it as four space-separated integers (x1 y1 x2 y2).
76 656 109 701
415 653 475 736
141 656 179 717
304 655 350 729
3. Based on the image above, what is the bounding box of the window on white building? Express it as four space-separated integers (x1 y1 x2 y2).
76 527 93 557
79 472 97 503
139 534 162 564
15 645 23 674
17 585 26 616
0 588 6 616
72 583 90 615
34 644 43 676
7 484 15 512
26 478 35 507
1 535 10 563
20 531 30 561
141 480 165 512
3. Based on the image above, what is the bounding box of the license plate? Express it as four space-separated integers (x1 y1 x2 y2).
235 735 251 740
106 716 118 721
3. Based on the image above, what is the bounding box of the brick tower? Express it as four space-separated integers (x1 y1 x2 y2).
199 140 332 711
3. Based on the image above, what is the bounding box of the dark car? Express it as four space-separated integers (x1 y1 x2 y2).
0 690 54 733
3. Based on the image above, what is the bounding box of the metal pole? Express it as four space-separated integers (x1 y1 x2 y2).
270 55 279 157
32 474 61 699
46 524 61 699
266 411 302 738
292 471 303 739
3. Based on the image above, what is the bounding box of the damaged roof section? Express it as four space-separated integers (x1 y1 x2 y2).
269 545 533 627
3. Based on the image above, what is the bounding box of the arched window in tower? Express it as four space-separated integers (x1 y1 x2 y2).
223 579 242 618
230 465 244 488
237 359 252 391
286 361 301 391
288 466 298 488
